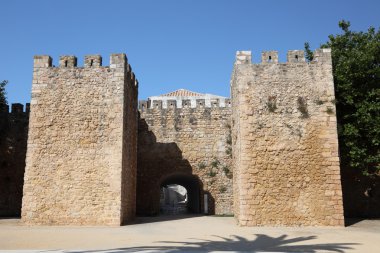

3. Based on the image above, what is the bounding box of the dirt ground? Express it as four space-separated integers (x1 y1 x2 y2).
0 215 379 252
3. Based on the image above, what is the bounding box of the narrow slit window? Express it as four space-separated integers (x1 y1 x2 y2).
295 55 299 61
268 56 272 63
90 59 94 66
64 60 68 67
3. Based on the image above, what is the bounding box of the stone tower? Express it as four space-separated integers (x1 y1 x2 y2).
21 54 138 225
231 49 344 226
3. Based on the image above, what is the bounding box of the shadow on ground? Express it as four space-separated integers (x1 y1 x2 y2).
131 214 204 225
344 218 366 226
70 234 358 252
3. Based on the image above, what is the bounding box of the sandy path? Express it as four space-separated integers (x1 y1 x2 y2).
0 216 379 252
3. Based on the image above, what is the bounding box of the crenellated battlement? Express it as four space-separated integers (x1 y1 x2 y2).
287 50 306 62
138 98 231 112
31 54 138 106
261 51 279 63
59 56 77 67
235 48 332 65
84 55 102 67
33 54 140 75
0 103 30 114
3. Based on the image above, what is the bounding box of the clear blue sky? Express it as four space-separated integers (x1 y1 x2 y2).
1 0 379 105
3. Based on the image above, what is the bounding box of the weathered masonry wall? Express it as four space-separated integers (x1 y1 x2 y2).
121 62 139 223
21 54 138 225
0 104 29 217
231 49 344 226
137 101 233 215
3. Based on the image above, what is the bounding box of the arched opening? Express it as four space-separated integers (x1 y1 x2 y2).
160 174 201 214
160 184 188 214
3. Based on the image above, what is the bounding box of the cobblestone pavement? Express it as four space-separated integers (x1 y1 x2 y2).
0 215 379 252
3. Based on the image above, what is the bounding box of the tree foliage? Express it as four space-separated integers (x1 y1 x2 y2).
0 80 8 109
304 42 314 62
321 20 380 176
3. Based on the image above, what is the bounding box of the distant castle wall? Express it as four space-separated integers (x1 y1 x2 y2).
0 104 29 217
141 97 231 110
137 103 233 215
231 49 344 226
21 54 138 225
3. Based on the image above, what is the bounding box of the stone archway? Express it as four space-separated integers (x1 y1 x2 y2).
160 174 201 214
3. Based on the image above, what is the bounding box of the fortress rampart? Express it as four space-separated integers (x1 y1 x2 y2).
0 103 30 114
231 49 344 226
138 104 233 215
139 98 231 110
0 104 29 216
21 54 138 225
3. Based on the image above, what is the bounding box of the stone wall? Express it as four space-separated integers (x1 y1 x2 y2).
137 101 233 216
21 54 138 225
121 63 139 223
231 49 344 226
0 104 29 216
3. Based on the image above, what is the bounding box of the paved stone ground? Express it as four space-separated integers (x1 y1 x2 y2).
0 215 379 252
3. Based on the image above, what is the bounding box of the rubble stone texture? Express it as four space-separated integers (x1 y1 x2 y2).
231 49 344 226
21 54 138 225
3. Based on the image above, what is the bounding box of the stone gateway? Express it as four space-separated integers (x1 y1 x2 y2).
0 49 344 226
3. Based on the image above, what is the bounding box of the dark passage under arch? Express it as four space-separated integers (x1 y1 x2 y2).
160 174 201 214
